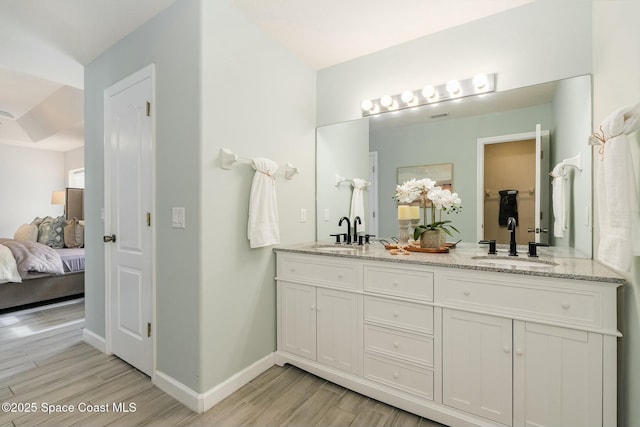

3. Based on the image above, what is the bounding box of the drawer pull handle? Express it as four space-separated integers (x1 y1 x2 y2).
393 371 399 379
393 311 399 318
393 280 399 287
561 302 570 309
515 348 524 356
393 341 399 348
503 345 511 354
463 290 471 296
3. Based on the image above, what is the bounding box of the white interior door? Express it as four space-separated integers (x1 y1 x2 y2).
104 65 154 376
368 151 379 236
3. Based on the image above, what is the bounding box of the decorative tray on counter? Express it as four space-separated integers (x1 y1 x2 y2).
384 240 457 254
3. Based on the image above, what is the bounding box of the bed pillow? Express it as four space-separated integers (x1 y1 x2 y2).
0 243 21 284
64 218 85 248
14 223 38 243
38 216 66 249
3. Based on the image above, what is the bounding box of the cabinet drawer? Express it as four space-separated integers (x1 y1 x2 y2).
278 255 359 290
441 274 601 327
364 264 433 301
364 296 433 334
364 324 433 367
364 353 433 400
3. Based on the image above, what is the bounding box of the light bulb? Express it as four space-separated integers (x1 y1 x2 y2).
473 73 488 90
401 90 414 104
380 95 393 108
422 85 438 102
446 80 461 96
361 99 373 111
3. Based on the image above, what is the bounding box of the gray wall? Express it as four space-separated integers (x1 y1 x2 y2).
592 2 640 425
84 0 202 390
371 105 552 240
199 0 316 392
85 0 316 394
317 119 369 241
0 144 65 237
316 1 592 126
550 75 592 256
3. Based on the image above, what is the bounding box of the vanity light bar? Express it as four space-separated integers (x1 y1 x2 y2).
361 73 496 117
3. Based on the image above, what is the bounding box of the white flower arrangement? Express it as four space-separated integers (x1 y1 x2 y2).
394 178 462 239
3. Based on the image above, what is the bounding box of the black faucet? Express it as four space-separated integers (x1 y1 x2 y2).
528 241 549 257
507 216 518 256
353 216 362 243
339 216 351 244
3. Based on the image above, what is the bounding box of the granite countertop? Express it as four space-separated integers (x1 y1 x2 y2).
274 241 626 285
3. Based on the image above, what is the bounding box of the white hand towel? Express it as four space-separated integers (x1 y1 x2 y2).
550 163 566 238
596 103 640 272
350 178 366 232
248 158 280 248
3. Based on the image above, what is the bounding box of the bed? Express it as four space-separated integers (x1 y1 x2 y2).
0 187 86 311
0 240 85 311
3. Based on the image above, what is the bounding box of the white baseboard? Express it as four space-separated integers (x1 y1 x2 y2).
82 328 107 353
154 352 275 413
153 370 202 412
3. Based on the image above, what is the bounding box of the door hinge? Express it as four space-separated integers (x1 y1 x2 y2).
147 322 152 337
147 212 151 227
146 101 151 117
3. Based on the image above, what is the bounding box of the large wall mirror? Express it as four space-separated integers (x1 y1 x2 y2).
316 74 593 258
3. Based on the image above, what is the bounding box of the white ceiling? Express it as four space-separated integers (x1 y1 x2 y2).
0 0 533 152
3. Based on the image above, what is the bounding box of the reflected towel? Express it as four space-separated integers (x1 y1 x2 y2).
350 178 366 231
596 103 640 272
550 163 566 238
248 158 280 248
498 190 518 226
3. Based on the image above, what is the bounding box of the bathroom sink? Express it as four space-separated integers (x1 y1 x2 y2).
471 255 558 269
313 245 360 254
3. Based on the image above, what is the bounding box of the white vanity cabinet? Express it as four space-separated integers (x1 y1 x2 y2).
512 321 603 427
277 254 362 375
442 309 513 425
439 269 617 427
275 249 620 427
362 263 437 401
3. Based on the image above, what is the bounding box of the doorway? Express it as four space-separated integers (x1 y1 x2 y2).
477 126 550 245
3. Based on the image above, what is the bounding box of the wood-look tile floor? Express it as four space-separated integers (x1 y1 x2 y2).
0 299 446 427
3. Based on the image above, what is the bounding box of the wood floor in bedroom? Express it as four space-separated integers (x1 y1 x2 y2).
0 299 446 427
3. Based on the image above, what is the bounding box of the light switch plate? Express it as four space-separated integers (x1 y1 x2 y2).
172 207 185 228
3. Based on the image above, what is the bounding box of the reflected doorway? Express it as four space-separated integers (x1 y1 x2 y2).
477 126 550 245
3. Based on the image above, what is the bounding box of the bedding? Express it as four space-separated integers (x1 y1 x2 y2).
56 248 85 273
0 244 22 284
0 238 64 278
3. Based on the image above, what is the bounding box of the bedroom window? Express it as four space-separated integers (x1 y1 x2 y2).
69 168 85 189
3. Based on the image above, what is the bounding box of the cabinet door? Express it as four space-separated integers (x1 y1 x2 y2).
280 282 316 360
513 321 603 427
443 309 513 425
317 288 361 374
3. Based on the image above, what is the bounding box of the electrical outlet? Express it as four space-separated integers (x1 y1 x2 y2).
300 208 307 223
324 208 330 221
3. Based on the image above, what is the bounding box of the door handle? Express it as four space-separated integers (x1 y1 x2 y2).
103 234 116 243
527 228 549 234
